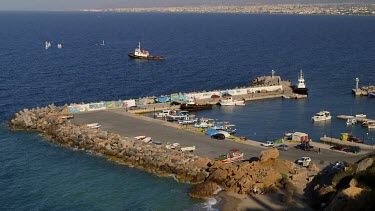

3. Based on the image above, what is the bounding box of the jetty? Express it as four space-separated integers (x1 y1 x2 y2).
352 77 375 96
320 136 375 150
337 115 374 123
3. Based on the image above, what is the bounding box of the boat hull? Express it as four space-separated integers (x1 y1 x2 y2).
291 86 308 95
180 104 213 111
128 53 165 60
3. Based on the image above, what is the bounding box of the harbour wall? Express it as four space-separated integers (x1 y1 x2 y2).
8 104 302 199
67 84 284 114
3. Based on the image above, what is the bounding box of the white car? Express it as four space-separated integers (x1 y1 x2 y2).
296 157 312 165
261 141 274 147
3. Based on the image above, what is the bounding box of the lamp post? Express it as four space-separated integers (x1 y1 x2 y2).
153 107 155 119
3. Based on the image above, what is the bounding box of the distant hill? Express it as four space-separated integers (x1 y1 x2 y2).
122 0 375 8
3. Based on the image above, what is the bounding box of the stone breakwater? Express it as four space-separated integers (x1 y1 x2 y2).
8 105 313 199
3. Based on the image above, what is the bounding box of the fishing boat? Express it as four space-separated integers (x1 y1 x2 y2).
215 149 243 163
128 42 165 60
291 70 308 95
165 110 189 121
180 98 213 111
178 115 197 125
156 109 171 118
311 110 331 122
57 43 62 49
217 97 245 106
346 118 357 125
368 121 375 129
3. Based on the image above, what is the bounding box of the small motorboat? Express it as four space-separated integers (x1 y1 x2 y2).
346 118 357 125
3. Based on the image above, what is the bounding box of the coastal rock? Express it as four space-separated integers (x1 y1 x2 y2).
259 148 279 162
324 187 364 211
206 168 228 185
189 181 218 199
356 158 373 173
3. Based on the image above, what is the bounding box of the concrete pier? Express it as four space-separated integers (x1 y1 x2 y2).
320 136 375 150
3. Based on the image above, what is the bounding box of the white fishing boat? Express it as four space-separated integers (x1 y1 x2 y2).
178 115 197 125
368 121 375 129
346 118 357 125
86 123 99 127
166 110 189 121
156 109 170 118
355 114 366 118
166 142 180 150
218 97 245 106
180 146 195 152
311 110 331 122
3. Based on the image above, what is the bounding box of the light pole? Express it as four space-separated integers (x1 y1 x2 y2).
153 107 155 119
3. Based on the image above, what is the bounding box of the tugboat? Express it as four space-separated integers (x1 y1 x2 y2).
291 70 308 95
128 42 165 60
180 98 213 111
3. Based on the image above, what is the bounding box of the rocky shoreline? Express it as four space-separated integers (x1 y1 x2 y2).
8 104 319 201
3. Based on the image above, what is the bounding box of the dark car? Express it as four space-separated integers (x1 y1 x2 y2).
170 101 181 106
330 145 347 151
211 133 225 140
129 106 141 110
344 146 361 154
295 143 313 151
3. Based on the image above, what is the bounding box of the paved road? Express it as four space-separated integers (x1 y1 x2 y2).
73 109 374 169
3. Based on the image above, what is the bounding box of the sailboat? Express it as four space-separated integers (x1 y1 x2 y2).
45 41 51 49
100 40 105 46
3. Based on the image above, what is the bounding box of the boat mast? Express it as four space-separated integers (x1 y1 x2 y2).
138 42 141 50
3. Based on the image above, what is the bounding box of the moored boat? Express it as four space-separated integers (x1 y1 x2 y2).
368 92 375 98
217 97 245 106
128 42 165 60
215 149 243 163
291 70 308 95
180 98 213 111
346 118 357 125
312 110 331 122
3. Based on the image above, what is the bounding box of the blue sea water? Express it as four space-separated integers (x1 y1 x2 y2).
0 12 375 210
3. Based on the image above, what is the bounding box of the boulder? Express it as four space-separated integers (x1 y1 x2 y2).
206 168 228 185
356 158 373 173
259 148 279 162
189 181 218 199
349 178 358 187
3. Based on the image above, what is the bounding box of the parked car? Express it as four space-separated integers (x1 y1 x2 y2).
129 106 141 110
170 101 181 105
331 161 348 172
276 144 289 151
261 141 274 147
330 145 347 151
344 146 361 154
295 143 313 151
295 157 312 165
211 133 225 140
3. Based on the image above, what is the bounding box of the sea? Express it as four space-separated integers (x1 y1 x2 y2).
0 11 374 210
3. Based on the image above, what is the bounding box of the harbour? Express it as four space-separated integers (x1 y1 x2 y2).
1 12 375 210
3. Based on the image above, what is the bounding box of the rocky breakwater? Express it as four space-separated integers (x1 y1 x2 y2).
8 105 211 183
189 148 313 199
9 105 319 201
